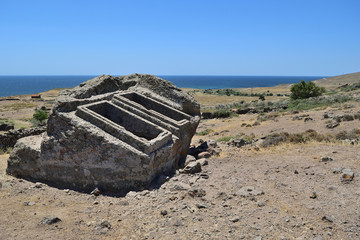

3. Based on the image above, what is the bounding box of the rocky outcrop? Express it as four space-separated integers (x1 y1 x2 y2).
0 123 14 131
7 74 200 194
0 127 46 150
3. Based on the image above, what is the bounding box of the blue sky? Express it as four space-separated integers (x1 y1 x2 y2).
0 0 359 76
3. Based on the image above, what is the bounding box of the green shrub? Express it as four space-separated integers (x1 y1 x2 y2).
33 109 48 122
290 80 325 100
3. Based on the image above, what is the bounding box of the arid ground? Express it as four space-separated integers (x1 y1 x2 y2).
0 74 360 239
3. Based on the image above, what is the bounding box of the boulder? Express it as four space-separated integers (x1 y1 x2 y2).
183 161 201 174
7 74 200 194
197 151 211 159
201 112 213 119
0 123 14 131
0 127 46 150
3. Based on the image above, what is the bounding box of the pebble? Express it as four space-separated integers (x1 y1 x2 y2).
34 182 43 188
322 216 333 223
341 169 354 182
23 201 35 206
90 187 101 196
320 156 333 162
195 203 207 209
309 192 317 199
38 216 61 225
236 186 264 197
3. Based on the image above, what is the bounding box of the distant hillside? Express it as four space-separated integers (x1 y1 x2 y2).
314 72 360 88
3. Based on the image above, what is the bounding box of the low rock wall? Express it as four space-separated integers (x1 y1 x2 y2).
0 127 46 150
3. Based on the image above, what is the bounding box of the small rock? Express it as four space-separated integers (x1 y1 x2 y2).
195 203 207 209
208 147 221 156
169 195 177 201
304 117 313 122
38 216 61 225
309 192 317 199
320 157 333 162
294 170 299 174
23 201 36 206
326 122 339 129
90 187 101 196
185 155 196 166
160 210 168 216
196 158 208 166
333 167 344 174
341 169 354 182
208 139 217 148
183 162 201 174
34 182 43 188
252 122 260 126
257 202 266 207
322 216 333 223
199 173 209 179
230 217 240 223
197 152 211 159
236 186 264 197
100 220 111 229
188 188 206 198
95 220 111 230
170 182 191 191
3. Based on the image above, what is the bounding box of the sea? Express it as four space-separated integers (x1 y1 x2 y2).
0 75 326 97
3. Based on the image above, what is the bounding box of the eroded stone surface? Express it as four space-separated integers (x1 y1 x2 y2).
7 74 200 194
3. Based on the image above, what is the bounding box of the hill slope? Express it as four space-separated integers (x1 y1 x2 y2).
314 72 360 87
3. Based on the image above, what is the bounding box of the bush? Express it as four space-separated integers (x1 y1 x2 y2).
261 130 333 147
290 80 325 100
212 110 232 118
217 136 236 142
33 109 48 122
287 94 353 111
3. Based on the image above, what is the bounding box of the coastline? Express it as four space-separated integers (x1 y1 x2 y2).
0 75 326 97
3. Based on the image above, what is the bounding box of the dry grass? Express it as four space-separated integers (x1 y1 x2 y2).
1 102 36 111
259 129 355 148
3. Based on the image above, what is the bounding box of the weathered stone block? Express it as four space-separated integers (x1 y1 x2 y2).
7 74 200 194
